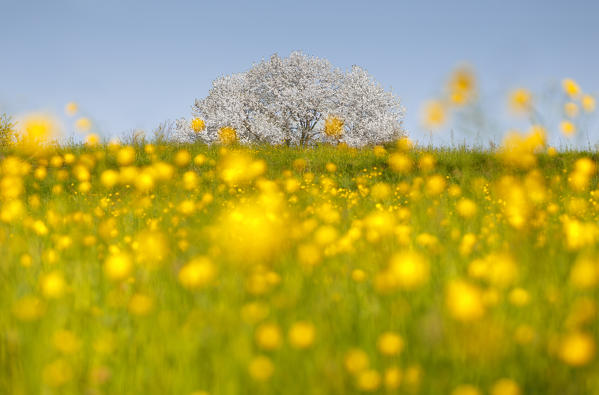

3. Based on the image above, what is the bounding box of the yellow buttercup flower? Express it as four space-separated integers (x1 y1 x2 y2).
53 330 81 354
248 355 274 381
509 88 532 114
491 379 520 395
128 293 154 316
178 257 215 289
85 133 100 147
564 102 579 118
560 120 576 137
559 332 595 366
388 252 429 289
104 251 133 281
75 117 92 132
174 150 191 167
456 198 477 218
191 117 206 133
42 358 72 387
344 349 369 374
377 331 404 356
100 169 120 188
448 66 476 106
581 94 595 112
288 321 315 349
356 369 381 392
40 271 66 299
421 100 447 129
388 153 413 173
12 296 45 321
384 366 402 390
117 146 136 166
255 323 283 350
64 102 78 116
562 78 580 98
446 280 485 321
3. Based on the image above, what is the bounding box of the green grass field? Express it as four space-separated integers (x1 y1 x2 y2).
1 141 599 394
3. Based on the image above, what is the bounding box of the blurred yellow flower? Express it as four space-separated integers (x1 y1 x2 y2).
562 78 580 98
452 384 481 395
581 94 596 112
178 257 215 289
490 378 520 395
241 302 270 324
377 331 404 356
384 366 402 390
288 321 315 349
255 323 282 350
345 349 369 374
64 102 78 116
40 271 66 299
559 332 595 366
297 243 322 266
85 133 100 147
388 153 413 174
388 251 429 289
564 102 579 118
446 280 485 321
425 174 446 196
456 198 477 218
174 150 191 167
248 355 274 381
448 66 476 106
128 293 154 316
104 251 133 281
569 257 598 289
75 117 92 132
133 230 169 266
42 358 72 387
99 170 119 189
218 150 265 186
421 100 447 129
419 153 437 172
53 329 81 354
514 324 536 345
12 296 45 321
356 369 381 392
135 169 155 192
508 287 530 306
117 146 136 166
508 88 532 114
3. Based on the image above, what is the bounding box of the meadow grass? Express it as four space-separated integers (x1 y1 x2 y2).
1 142 598 394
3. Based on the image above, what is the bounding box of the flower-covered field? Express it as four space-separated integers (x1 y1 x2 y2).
1 139 599 395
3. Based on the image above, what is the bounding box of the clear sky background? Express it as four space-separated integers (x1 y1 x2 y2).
2 0 598 146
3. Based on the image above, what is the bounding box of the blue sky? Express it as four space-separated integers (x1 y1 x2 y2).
2 0 598 145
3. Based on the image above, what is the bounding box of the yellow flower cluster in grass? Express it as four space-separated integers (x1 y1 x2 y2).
2 123 599 393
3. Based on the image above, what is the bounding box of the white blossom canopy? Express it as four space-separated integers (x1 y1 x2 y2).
174 52 405 146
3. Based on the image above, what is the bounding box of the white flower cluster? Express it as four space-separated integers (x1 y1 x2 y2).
173 52 405 146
